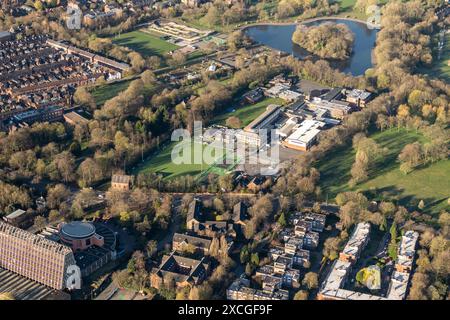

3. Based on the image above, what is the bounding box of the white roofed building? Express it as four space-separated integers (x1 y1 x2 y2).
282 119 325 151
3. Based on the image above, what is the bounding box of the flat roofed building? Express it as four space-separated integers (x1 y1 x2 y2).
308 98 351 119
386 271 410 300
0 221 76 290
64 110 90 126
227 277 289 300
293 212 327 232
59 221 104 252
322 87 343 101
282 119 325 151
333 289 387 300
2 209 30 228
278 90 302 102
276 117 298 138
396 230 419 273
244 104 281 133
345 89 372 107
339 222 370 263
235 130 263 147
265 83 290 98
318 259 351 299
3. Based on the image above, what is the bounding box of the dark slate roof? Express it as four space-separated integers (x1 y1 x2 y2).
173 233 212 250
154 252 209 285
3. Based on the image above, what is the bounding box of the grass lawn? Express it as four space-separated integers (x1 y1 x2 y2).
90 80 132 106
419 32 450 83
335 0 390 20
90 79 158 106
211 97 285 128
133 141 226 180
317 128 450 215
112 31 179 58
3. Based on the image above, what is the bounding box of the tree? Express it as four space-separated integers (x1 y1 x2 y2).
77 158 103 188
323 237 341 261
204 5 221 27
292 23 355 60
141 70 156 86
388 222 398 260
74 86 95 108
408 272 429 300
293 290 308 300
277 212 287 227
240 245 250 264
302 272 318 290
146 240 158 259
112 270 130 288
398 142 423 174
170 51 187 66
225 116 242 128
250 252 260 266
34 0 44 11
189 284 212 300
349 150 369 186
46 184 70 209
33 216 47 231
245 262 254 276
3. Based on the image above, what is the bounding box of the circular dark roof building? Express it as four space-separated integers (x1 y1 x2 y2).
60 221 96 240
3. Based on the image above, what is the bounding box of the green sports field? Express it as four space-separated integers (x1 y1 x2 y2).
112 30 179 58
134 141 228 180
317 128 450 215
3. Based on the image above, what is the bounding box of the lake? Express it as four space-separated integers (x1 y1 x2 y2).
244 19 378 76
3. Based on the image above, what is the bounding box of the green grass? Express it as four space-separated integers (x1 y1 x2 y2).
90 80 132 106
337 0 357 11
317 128 450 215
112 31 179 58
335 0 390 20
211 97 285 128
419 32 450 82
133 141 226 180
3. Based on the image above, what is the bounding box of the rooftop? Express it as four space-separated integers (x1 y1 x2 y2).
285 119 325 146
386 271 410 300
60 221 96 240
5 209 26 220
244 104 280 132
0 221 73 255
321 259 352 295
342 222 370 257
111 174 133 185
347 89 372 101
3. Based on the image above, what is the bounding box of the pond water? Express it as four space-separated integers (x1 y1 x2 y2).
244 19 378 76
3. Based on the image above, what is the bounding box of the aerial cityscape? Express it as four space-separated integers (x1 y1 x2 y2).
0 0 448 305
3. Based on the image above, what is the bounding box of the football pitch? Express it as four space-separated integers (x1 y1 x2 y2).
134 140 230 180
